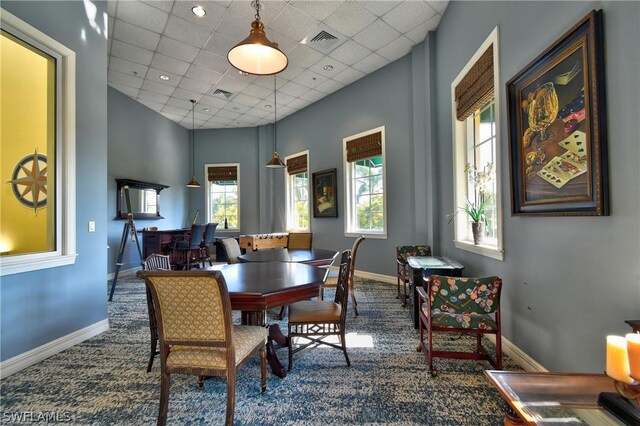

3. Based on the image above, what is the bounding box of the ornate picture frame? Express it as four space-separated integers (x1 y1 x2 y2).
312 168 338 218
506 10 608 216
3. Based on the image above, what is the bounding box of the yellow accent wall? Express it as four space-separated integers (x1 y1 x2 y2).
0 30 56 255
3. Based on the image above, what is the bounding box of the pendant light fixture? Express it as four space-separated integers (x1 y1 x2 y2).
266 75 286 168
227 0 288 76
186 99 201 188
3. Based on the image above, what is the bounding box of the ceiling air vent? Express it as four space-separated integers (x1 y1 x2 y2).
301 24 346 54
213 89 233 99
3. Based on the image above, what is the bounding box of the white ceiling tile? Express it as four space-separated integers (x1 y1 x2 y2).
382 1 438 33
112 19 160 51
109 82 140 98
185 65 224 85
405 23 429 44
215 75 251 93
137 90 170 104
200 95 229 109
242 83 274 99
232 93 262 107
223 102 251 114
227 0 287 26
269 4 321 42
163 15 213 48
244 107 271 119
428 0 449 14
264 28 299 55
353 19 400 51
332 66 366 85
108 69 144 88
109 56 149 78
287 97 311 110
117 0 169 33
178 78 213 93
203 32 237 58
299 89 326 103
328 40 371 66
140 0 174 13
352 52 389 73
107 0 118 17
137 98 165 111
278 81 309 97
216 109 242 120
214 10 256 43
166 97 194 109
289 1 342 21
291 69 328 89
207 115 231 126
146 68 181 87
324 2 377 37
315 79 345 95
308 58 348 77
150 53 190 75
156 36 201 62
377 35 413 62
286 45 325 68
161 112 187 123
141 79 176 96
110 40 154 66
360 1 400 17
172 88 204 101
193 50 232 75
276 63 304 81
273 91 294 106
162 105 190 116
171 1 227 29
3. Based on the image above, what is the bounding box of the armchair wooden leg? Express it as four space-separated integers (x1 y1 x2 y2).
158 372 170 426
341 330 351 367
147 340 157 373
260 346 267 393
350 285 358 316
225 374 236 426
288 326 294 372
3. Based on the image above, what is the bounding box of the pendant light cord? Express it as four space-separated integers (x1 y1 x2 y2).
192 100 195 174
254 0 261 20
273 74 277 152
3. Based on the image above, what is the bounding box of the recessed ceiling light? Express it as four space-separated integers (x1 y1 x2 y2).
238 71 249 76
159 74 170 81
232 106 239 111
323 64 334 72
191 6 206 17
265 104 272 109
202 107 210 112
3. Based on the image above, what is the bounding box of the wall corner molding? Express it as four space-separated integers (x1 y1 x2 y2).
0 319 109 379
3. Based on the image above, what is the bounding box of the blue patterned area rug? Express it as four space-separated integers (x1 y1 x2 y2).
1 277 518 425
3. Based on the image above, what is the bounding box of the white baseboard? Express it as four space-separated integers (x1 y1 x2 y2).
107 267 139 280
486 335 547 372
353 270 396 284
0 319 109 379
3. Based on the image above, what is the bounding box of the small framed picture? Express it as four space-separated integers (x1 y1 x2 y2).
312 168 338 218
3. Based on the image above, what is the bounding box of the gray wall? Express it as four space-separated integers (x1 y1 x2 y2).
433 1 640 372
1 1 108 361
107 88 189 274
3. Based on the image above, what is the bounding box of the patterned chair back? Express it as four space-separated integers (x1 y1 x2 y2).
144 271 231 346
287 232 313 249
222 238 242 264
396 245 432 264
333 250 352 322
202 222 218 245
141 253 171 271
428 275 502 315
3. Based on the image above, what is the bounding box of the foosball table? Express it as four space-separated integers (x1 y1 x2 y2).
239 233 289 251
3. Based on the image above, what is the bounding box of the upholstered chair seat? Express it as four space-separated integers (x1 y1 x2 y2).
289 300 342 323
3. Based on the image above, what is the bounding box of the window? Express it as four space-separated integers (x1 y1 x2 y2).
205 164 239 230
451 27 503 260
343 126 387 239
285 151 309 230
0 10 76 276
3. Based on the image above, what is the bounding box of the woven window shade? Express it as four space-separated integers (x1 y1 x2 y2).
208 166 237 182
287 154 307 175
455 45 494 121
346 131 382 163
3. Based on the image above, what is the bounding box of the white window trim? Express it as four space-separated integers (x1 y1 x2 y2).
204 162 240 233
343 125 387 239
450 27 504 261
284 150 310 232
0 9 77 276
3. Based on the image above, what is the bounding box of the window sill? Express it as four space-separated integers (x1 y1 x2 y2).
454 240 504 261
0 253 77 276
345 231 386 240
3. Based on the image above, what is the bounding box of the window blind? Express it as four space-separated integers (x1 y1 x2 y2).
286 154 307 175
455 45 494 121
346 131 382 163
207 166 237 182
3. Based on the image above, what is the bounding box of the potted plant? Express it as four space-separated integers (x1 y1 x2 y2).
449 163 494 245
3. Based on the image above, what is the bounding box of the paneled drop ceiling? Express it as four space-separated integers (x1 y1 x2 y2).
107 0 449 129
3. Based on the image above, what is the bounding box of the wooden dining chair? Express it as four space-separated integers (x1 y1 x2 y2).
221 238 242 264
288 250 351 371
320 235 365 315
171 223 207 270
199 222 218 266
139 270 267 426
140 254 171 373
287 231 313 249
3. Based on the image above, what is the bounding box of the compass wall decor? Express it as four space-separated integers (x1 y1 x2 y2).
7 149 48 213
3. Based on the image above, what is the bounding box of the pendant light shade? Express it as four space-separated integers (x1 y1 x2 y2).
267 75 286 169
187 99 201 188
227 0 288 76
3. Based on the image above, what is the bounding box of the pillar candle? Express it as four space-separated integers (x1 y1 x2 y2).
626 333 640 381
606 335 632 383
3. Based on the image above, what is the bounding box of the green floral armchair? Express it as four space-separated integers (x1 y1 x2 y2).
417 275 503 376
396 245 432 307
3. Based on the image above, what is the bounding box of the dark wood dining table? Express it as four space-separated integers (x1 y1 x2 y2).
221 262 327 378
238 248 338 267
